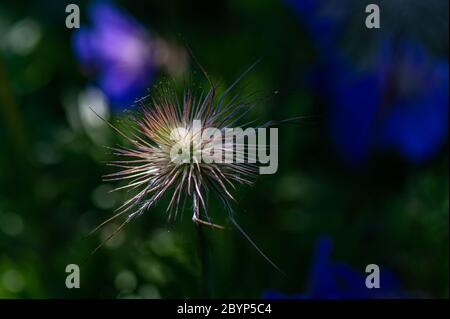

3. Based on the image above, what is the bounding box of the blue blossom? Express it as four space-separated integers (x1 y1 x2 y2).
328 41 449 165
286 0 344 54
263 236 406 299
288 0 449 165
72 2 154 110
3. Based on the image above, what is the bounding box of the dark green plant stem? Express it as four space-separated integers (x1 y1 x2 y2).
197 224 213 298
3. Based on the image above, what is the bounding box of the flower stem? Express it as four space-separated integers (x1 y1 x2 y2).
197 224 213 298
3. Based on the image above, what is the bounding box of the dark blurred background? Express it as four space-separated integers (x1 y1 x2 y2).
0 0 448 298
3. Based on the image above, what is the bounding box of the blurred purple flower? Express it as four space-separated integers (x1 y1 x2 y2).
328 41 449 165
263 236 406 299
72 2 154 110
288 0 449 165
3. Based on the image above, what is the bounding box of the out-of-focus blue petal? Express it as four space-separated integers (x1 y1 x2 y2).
72 1 154 110
97 66 152 109
263 235 408 299
286 0 345 53
307 236 338 296
377 42 449 162
289 0 449 165
381 94 448 163
72 28 94 66
329 67 382 166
